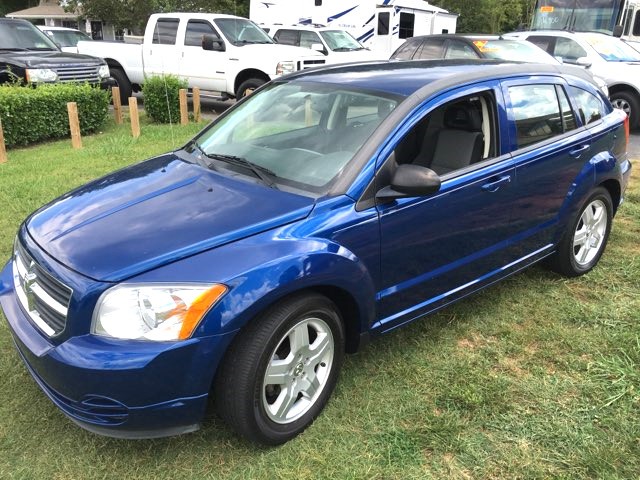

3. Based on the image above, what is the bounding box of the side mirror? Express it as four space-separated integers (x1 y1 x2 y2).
575 56 592 68
310 43 325 53
613 25 624 37
202 34 225 52
376 164 441 200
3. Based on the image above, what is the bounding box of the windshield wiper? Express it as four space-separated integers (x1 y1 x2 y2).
0 48 28 51
204 152 278 189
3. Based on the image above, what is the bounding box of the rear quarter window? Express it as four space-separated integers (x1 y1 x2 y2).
569 86 606 125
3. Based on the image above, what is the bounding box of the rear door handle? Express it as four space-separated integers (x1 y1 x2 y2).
569 144 590 157
481 174 511 192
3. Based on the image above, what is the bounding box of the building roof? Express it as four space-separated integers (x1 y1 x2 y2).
7 0 78 19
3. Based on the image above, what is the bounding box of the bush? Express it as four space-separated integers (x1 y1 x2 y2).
142 75 188 124
0 83 110 148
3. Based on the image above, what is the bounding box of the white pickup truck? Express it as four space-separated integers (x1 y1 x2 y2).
77 12 327 100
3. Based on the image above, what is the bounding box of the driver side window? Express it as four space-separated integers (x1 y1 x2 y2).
395 91 498 177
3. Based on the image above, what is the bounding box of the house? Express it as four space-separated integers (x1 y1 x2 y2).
6 0 121 41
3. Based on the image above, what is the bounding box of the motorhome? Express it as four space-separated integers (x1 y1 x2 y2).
250 0 458 56
532 0 640 42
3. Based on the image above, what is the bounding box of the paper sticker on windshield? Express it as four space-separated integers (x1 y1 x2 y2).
540 6 554 13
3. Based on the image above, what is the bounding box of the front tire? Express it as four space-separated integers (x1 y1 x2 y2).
547 187 613 277
610 91 639 129
215 293 345 445
235 78 266 99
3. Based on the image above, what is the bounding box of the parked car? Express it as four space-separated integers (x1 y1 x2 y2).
267 24 384 63
505 30 640 128
390 34 557 64
0 18 112 88
38 26 93 54
76 12 326 100
1 60 631 445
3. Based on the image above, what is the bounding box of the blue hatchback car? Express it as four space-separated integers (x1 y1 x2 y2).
0 60 632 445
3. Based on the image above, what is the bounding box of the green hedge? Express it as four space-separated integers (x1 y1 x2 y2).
142 75 188 124
0 83 110 148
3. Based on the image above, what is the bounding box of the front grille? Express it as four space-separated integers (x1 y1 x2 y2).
12 240 72 336
298 59 326 70
54 65 101 83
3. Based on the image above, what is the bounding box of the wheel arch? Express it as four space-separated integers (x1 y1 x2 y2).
607 82 640 98
599 178 621 215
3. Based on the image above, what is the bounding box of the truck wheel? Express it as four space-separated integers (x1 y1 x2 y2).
610 91 639 129
215 293 345 445
546 187 613 277
236 78 266 99
110 68 132 101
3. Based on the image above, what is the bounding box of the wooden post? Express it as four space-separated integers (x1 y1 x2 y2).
129 97 140 138
112 86 123 125
67 102 82 149
179 88 189 125
193 87 201 123
0 118 7 164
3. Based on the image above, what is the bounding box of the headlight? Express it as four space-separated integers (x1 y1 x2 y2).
98 64 110 79
276 61 295 75
25 68 58 83
92 284 227 341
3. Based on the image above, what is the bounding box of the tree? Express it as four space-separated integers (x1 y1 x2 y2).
431 0 536 33
62 0 250 34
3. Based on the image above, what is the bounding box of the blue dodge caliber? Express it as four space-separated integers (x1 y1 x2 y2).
0 61 632 445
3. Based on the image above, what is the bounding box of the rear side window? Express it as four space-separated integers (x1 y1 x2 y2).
152 18 179 45
274 29 299 46
569 86 606 125
509 84 568 148
413 38 445 59
300 31 321 49
526 35 554 53
184 20 218 47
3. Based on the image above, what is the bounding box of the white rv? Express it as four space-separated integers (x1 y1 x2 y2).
250 0 458 56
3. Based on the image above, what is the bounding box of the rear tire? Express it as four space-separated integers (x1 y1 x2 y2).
235 78 266 99
215 293 345 445
610 91 639 129
110 67 132 101
546 187 613 277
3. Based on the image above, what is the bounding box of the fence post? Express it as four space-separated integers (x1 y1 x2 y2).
112 86 123 125
0 118 6 164
67 102 82 149
129 97 141 138
179 88 189 125
193 87 201 123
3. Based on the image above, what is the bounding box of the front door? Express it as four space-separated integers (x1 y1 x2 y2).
376 83 518 331
180 19 227 94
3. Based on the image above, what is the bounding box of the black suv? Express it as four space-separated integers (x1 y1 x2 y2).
0 18 113 88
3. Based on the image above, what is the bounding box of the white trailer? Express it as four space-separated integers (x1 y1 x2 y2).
250 0 458 56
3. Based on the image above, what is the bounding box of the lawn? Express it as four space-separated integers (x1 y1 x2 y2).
0 119 638 479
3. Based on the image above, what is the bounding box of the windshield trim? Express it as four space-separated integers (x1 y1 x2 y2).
213 18 274 46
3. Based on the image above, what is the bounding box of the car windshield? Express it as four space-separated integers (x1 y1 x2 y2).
582 34 640 61
214 18 274 45
473 39 559 64
44 29 92 47
194 82 401 195
320 30 365 51
0 22 58 51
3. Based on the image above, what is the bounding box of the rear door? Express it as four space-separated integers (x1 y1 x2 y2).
501 77 592 258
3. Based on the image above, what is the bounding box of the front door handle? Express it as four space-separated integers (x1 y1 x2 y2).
481 174 511 193
569 144 590 157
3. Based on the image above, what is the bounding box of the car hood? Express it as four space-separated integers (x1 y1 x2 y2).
25 154 315 282
1 50 105 67
325 49 386 64
592 61 640 85
241 43 325 60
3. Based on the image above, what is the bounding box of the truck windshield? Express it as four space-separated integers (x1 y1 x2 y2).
43 29 92 47
214 18 274 45
473 39 559 63
320 30 365 51
0 22 58 51
582 33 640 60
193 82 401 195
532 0 623 33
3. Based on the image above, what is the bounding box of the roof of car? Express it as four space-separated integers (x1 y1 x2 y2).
282 59 594 97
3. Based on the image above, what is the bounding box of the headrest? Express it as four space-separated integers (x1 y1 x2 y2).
443 104 482 131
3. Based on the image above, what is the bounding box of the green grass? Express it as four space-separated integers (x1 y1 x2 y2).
0 122 639 479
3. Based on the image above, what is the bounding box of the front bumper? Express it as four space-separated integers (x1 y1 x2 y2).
0 261 235 439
